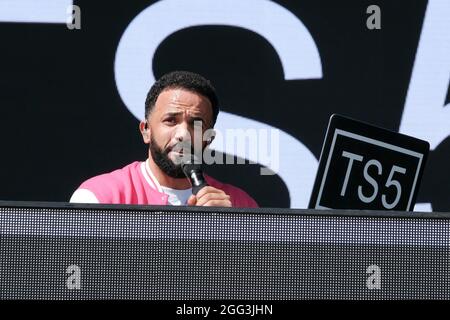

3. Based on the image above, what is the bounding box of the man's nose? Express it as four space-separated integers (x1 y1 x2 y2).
174 122 192 142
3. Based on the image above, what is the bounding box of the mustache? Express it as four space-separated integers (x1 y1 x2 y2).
166 141 205 166
166 141 194 154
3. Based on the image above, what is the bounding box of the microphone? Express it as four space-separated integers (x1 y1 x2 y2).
181 155 208 195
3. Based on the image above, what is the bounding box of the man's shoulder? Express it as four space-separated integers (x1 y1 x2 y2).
204 174 259 208
81 161 142 187
74 161 143 203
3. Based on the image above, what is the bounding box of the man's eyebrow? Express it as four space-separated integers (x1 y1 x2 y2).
163 111 207 124
163 111 183 116
164 112 205 120
190 116 206 122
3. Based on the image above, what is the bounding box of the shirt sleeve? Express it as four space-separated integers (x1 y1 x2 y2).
69 188 100 204
229 187 259 208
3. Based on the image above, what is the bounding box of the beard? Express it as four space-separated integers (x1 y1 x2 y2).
149 135 194 179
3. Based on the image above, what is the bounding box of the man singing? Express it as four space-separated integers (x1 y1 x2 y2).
70 71 258 207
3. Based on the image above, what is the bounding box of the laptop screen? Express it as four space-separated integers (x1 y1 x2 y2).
309 114 429 211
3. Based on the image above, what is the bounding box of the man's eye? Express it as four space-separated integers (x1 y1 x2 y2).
164 118 176 125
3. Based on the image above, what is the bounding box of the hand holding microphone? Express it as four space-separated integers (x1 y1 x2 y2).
181 155 231 207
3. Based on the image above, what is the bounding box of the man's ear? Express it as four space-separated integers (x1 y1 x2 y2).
139 120 150 144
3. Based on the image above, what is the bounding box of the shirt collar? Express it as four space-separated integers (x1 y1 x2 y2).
140 159 163 193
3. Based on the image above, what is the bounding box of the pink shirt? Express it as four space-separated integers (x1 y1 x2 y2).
72 161 258 208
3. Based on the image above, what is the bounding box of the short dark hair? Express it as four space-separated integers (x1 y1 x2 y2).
145 71 219 126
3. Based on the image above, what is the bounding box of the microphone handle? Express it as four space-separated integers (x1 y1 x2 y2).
189 170 208 195
192 182 208 195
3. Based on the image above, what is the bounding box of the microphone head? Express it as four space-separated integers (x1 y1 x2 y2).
181 154 203 176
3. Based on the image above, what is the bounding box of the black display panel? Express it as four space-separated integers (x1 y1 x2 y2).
309 114 429 211
1 202 449 300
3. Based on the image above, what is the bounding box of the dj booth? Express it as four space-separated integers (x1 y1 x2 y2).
0 201 449 300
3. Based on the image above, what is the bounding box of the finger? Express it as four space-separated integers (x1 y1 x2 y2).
187 194 197 206
203 199 232 207
196 193 230 206
195 186 226 199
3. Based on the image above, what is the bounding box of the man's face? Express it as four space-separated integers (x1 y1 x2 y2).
142 88 214 178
